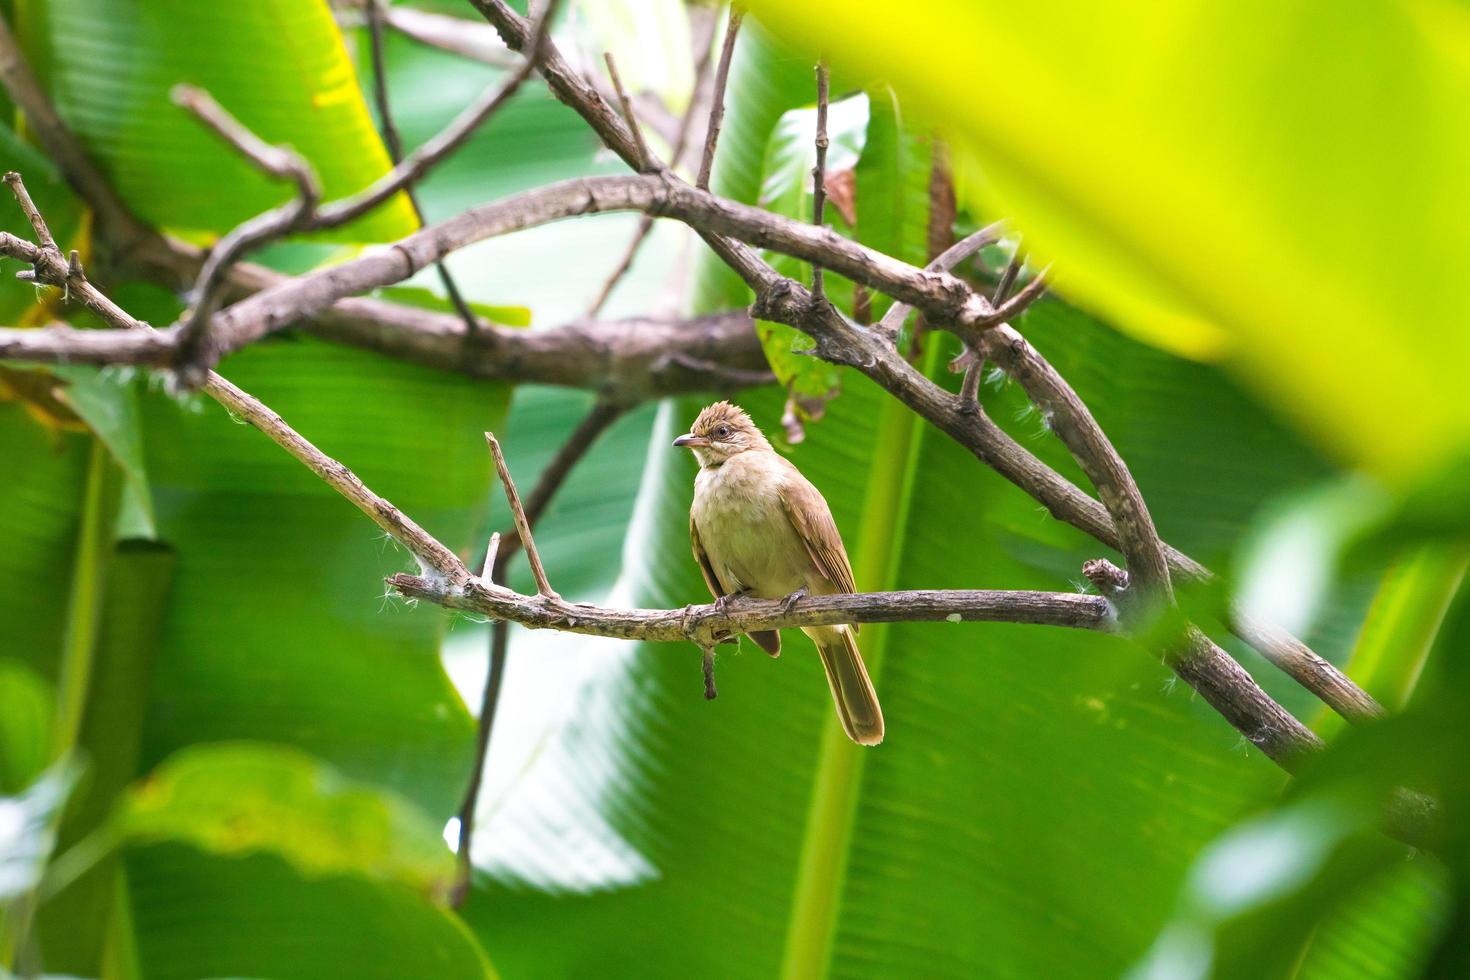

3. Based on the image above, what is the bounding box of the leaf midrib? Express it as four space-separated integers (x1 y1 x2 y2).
779 382 928 980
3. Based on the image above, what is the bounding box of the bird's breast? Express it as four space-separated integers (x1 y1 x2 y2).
693 455 810 598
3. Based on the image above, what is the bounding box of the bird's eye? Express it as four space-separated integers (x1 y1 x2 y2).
715 425 731 439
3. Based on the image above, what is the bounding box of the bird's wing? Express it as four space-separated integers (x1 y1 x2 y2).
779 472 857 595
689 510 727 599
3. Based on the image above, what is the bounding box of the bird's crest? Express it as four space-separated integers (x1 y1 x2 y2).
692 400 757 437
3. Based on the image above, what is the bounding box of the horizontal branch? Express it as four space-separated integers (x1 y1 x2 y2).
388 575 1115 643
0 304 771 401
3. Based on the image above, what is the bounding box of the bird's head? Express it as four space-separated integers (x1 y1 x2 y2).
673 401 772 466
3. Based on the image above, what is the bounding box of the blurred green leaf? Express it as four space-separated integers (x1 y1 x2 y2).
125 843 494 980
1318 543 1470 740
0 661 52 796
50 367 155 539
1130 799 1416 980
15 0 416 241
35 540 172 977
120 743 455 898
743 1 1470 482
0 402 88 686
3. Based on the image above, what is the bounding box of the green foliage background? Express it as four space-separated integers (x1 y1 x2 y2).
1 2 1466 979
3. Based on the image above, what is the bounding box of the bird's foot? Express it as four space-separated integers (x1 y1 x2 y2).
780 587 808 615
713 588 752 617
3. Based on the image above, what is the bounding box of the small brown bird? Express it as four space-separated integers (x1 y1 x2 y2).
674 402 884 745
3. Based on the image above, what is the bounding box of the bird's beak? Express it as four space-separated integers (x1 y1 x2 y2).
673 433 709 448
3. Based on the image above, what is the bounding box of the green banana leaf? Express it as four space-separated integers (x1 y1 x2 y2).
14 0 416 241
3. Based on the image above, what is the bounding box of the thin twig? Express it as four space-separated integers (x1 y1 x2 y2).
476 531 502 580
960 234 1023 403
602 53 654 173
585 18 718 318
172 85 321 374
696 7 743 191
810 62 830 302
452 400 625 905
485 433 557 598
2 171 57 252
876 219 1006 339
585 215 656 317
702 648 718 700
365 0 480 336
987 264 1051 326
169 0 561 375
318 0 562 229
362 4 683 145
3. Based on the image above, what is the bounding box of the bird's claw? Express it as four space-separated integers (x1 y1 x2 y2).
713 588 751 618
780 587 808 615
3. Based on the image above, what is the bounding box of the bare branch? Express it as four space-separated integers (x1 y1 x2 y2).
697 7 744 190
1084 559 1323 770
3 171 58 252
204 174 1014 363
0 154 1386 728
875 219 1006 339
485 432 557 599
0 303 771 399
983 324 1171 596
810 62 830 301
391 575 1116 641
602 53 655 173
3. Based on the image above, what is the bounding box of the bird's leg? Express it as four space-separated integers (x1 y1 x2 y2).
780 587 808 615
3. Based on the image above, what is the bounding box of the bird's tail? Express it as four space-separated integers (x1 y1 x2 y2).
810 626 884 746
